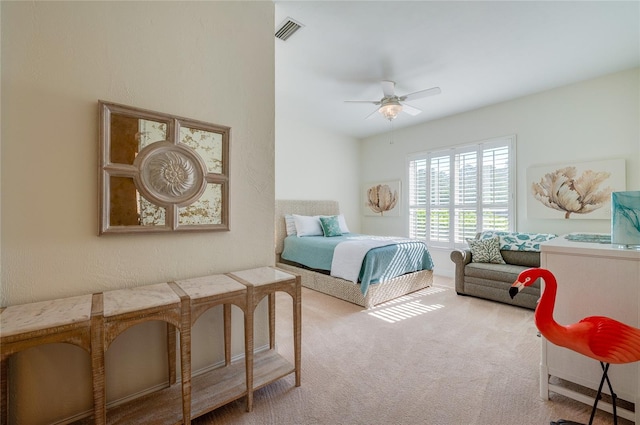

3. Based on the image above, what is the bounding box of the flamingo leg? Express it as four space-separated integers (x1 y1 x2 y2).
587 362 617 425
551 363 617 425
599 362 617 425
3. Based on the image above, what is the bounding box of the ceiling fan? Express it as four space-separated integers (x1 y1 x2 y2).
345 80 441 121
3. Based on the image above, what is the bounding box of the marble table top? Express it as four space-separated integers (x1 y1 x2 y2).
174 274 246 300
103 283 180 318
0 267 294 339
229 267 296 287
1 294 93 338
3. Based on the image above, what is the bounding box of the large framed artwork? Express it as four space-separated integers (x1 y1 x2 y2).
611 191 640 247
526 159 625 220
99 101 230 234
363 180 400 217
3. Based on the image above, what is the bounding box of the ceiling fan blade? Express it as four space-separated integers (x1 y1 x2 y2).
381 80 396 97
344 100 381 105
400 87 441 101
365 107 380 120
401 103 422 116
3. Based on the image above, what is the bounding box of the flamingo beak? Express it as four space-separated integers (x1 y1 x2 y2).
509 281 524 299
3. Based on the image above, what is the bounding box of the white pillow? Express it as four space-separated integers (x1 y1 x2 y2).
293 214 323 237
336 214 350 234
284 214 297 236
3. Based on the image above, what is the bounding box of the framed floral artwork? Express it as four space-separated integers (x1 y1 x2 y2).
363 180 400 217
526 159 625 219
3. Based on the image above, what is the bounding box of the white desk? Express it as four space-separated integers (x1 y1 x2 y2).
540 235 640 422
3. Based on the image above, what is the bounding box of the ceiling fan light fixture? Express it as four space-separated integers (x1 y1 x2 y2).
345 81 439 122
379 101 402 121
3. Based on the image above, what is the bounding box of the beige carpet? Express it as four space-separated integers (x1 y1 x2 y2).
192 276 631 425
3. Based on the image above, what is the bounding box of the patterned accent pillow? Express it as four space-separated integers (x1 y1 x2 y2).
467 236 505 264
479 231 557 252
319 215 343 237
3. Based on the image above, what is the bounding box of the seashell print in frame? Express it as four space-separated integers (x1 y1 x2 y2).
99 100 230 234
363 180 401 217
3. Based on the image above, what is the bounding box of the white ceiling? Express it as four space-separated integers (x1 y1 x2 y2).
275 1 640 139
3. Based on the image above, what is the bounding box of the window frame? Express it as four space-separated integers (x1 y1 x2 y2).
406 135 516 250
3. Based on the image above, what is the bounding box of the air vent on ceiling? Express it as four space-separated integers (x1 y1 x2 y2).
275 18 304 41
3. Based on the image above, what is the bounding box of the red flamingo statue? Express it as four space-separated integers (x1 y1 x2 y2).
510 268 640 425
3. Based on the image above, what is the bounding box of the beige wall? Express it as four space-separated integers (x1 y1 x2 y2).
275 110 362 232
1 2 275 424
359 68 640 277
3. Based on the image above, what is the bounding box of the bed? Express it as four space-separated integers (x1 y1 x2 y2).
275 200 434 309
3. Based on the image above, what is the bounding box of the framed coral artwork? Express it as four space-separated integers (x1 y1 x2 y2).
363 180 401 216
526 159 626 219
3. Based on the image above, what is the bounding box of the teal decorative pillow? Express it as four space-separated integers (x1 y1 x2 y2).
479 231 557 252
319 216 342 237
467 237 505 264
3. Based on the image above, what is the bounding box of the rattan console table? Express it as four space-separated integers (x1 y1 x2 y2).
228 266 302 411
0 294 97 425
0 267 300 425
